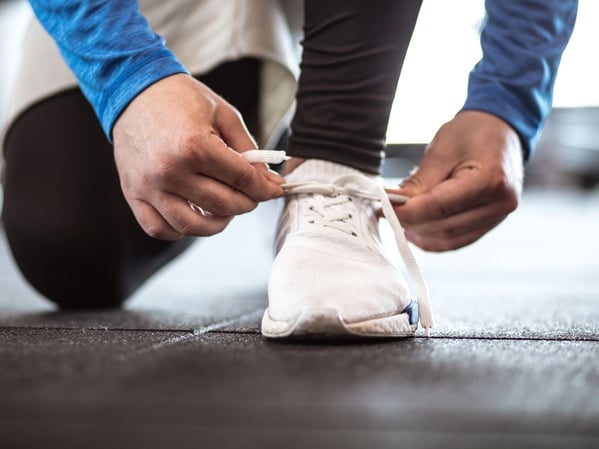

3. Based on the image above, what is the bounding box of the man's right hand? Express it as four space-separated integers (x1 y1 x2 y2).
112 74 285 240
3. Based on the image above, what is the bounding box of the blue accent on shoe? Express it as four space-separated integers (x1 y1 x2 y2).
401 300 419 325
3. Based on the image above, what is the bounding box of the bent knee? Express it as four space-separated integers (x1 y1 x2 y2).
2 223 133 309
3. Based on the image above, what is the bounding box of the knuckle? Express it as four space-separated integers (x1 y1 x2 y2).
220 104 243 124
488 173 520 213
119 176 135 197
156 203 190 235
142 221 171 240
134 209 161 238
488 173 511 195
179 133 205 163
144 224 165 239
150 154 177 181
504 191 520 213
485 167 517 196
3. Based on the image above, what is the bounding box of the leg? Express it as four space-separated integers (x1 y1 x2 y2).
288 0 422 174
263 2 434 339
1 58 260 309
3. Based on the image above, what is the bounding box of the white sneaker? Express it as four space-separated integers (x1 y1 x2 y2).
262 159 433 339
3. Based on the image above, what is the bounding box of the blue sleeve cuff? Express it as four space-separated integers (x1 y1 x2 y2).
28 0 190 141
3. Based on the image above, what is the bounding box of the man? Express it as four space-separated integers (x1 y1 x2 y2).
1 0 577 338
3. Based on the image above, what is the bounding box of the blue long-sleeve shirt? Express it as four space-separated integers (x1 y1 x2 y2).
29 0 577 156
462 0 578 158
28 0 188 139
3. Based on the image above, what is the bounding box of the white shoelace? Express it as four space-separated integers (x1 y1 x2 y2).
281 181 362 237
243 150 434 335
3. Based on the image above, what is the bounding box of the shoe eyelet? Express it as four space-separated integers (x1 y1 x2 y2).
308 220 315 224
351 232 358 237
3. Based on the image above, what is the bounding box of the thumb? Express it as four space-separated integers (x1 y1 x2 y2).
216 104 285 185
215 103 285 186
215 103 257 152
396 147 452 198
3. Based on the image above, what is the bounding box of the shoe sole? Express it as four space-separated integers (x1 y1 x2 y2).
261 306 418 339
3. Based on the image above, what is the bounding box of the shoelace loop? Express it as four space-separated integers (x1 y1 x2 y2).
282 181 377 237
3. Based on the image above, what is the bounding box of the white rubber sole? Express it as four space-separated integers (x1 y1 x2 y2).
261 306 418 339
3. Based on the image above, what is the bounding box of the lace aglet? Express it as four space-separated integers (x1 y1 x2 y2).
243 149 290 165
424 327 431 338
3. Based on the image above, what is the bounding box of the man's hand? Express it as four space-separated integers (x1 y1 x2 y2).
390 110 524 252
113 74 284 240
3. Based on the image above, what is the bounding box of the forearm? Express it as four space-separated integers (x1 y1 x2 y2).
462 0 578 159
29 0 188 139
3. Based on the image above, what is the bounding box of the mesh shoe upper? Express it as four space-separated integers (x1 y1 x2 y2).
267 159 432 331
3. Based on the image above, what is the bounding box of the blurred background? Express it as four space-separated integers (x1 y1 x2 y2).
1 0 598 196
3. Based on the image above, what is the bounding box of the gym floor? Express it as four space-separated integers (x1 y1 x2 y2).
1 186 598 449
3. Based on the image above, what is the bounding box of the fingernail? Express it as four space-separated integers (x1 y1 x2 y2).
387 193 408 204
267 169 285 184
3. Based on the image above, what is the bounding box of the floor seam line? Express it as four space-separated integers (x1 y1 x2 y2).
205 329 599 342
110 309 264 361
0 325 195 333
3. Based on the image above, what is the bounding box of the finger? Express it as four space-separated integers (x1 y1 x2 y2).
384 188 409 204
396 143 454 198
129 199 184 241
405 219 501 252
402 200 508 249
191 134 285 202
214 103 257 152
254 162 286 185
153 194 234 237
210 104 285 197
395 171 492 226
169 174 259 217
239 149 286 184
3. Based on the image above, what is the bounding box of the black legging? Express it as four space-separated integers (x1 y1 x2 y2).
289 0 422 173
2 59 261 309
1 0 421 308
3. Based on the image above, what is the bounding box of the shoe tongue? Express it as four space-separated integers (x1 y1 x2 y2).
285 159 368 183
